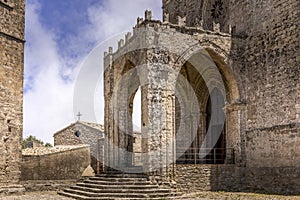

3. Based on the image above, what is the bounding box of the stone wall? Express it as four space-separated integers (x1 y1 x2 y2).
230 0 299 129
24 141 43 149
175 164 300 195
54 123 82 146
175 164 238 192
0 0 25 193
21 145 90 181
245 123 300 167
229 0 300 168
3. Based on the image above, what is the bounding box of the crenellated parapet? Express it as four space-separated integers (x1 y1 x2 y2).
104 9 232 72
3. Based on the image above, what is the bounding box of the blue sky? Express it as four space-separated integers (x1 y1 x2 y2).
24 0 162 144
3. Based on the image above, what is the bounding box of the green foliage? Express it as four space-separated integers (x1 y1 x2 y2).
22 135 52 148
44 143 53 147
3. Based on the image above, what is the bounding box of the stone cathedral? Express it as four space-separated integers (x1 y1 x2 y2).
0 0 299 196
103 0 299 194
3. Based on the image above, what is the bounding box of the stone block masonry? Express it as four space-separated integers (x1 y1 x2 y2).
21 145 90 181
0 0 25 194
53 121 104 173
176 164 300 194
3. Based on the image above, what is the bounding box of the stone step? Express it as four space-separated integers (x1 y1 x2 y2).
89 177 148 182
96 173 148 178
106 166 144 173
77 182 158 190
70 185 171 194
58 191 90 200
59 171 180 199
83 179 151 185
58 191 179 200
63 188 172 198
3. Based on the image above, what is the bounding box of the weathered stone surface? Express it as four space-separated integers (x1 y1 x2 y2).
0 0 25 193
21 145 90 181
0 191 73 200
53 121 104 173
2 191 300 200
81 165 95 177
0 0 298 196
103 0 299 195
24 141 43 149
22 145 88 156
20 180 77 192
54 121 104 146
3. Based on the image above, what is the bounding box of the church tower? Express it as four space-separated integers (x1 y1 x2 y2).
0 0 25 193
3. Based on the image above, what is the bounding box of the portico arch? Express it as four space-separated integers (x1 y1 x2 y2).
104 26 244 184
174 46 242 166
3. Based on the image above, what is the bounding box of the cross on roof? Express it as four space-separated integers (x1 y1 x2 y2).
76 112 82 121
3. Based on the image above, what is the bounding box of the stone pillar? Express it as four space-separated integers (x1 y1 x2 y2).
198 112 207 163
225 102 246 165
141 56 177 185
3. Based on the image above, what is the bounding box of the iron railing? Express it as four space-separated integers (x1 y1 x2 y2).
176 147 235 164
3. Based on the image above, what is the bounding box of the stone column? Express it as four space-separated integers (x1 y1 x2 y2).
198 112 207 163
141 57 177 185
224 102 246 165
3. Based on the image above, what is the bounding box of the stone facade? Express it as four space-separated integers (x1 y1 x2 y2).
53 121 104 173
103 0 299 194
0 0 25 194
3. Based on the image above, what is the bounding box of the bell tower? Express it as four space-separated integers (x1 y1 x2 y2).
0 0 25 193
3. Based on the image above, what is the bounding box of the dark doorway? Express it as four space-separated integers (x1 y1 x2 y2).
205 88 226 164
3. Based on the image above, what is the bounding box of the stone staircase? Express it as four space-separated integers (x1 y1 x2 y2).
58 168 180 199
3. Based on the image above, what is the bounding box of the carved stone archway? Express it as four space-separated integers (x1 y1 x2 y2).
103 20 244 185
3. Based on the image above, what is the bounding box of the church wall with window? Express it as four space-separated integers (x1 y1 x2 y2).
53 121 104 173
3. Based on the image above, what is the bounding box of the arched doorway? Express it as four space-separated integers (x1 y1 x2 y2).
175 48 236 165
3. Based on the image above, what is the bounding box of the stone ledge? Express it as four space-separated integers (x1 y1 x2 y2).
0 185 25 196
22 145 89 156
21 180 78 192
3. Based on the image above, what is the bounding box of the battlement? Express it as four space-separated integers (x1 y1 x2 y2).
104 9 231 68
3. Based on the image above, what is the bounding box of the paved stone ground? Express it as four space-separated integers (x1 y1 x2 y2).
0 191 299 200
0 191 72 200
181 191 300 200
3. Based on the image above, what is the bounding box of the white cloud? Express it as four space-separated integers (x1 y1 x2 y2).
87 0 162 41
24 2 75 143
24 0 162 144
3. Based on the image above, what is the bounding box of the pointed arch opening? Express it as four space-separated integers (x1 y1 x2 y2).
175 48 239 165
